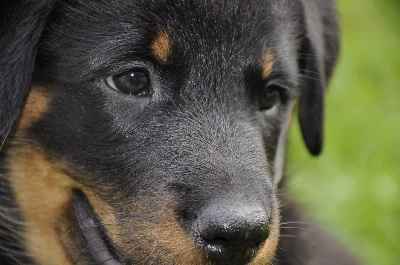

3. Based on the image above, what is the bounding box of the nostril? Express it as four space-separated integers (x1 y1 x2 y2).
252 240 264 249
203 237 229 246
247 240 265 257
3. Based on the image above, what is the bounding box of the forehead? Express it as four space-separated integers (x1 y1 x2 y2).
55 0 284 29
37 0 300 86
46 0 296 51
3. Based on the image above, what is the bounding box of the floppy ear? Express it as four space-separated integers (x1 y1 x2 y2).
0 1 56 145
298 0 340 155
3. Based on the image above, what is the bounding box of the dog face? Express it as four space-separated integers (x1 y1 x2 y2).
0 0 339 264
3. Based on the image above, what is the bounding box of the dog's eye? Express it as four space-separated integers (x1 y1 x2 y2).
106 70 151 96
259 86 281 110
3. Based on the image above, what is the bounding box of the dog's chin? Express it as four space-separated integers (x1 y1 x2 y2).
72 190 124 265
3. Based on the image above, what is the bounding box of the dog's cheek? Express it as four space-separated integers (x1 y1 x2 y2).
5 147 77 265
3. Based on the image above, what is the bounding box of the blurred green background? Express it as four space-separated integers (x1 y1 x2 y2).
286 0 400 264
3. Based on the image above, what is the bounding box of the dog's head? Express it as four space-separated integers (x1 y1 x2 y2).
0 0 339 264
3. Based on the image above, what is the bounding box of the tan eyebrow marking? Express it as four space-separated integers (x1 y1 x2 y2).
16 87 52 132
262 49 275 79
151 28 172 63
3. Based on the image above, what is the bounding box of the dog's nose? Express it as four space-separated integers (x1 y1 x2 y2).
196 204 270 265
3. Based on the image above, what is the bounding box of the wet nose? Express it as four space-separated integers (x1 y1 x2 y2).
196 203 270 265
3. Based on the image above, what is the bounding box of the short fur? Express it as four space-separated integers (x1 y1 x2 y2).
0 1 360 264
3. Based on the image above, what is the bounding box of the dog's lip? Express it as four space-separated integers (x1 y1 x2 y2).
73 190 125 265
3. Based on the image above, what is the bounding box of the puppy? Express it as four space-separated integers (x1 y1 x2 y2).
0 0 360 264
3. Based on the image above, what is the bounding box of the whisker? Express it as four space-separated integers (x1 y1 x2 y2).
278 178 317 192
280 226 317 232
279 221 314 226
298 73 322 82
118 243 146 264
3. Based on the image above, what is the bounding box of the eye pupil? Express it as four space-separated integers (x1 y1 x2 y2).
107 70 151 96
260 86 281 110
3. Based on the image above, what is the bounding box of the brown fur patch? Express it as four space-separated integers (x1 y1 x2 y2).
92 196 209 265
15 87 52 133
151 28 172 63
262 49 275 79
5 144 119 265
6 146 76 265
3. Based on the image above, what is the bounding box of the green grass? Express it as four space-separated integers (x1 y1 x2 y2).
286 0 400 264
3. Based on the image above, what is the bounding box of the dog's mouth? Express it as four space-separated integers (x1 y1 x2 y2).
72 190 124 265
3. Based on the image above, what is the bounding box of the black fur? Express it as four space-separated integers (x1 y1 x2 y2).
0 1 359 265
0 0 57 144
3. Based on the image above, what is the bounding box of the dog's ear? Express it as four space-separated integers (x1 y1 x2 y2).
297 0 340 155
0 1 56 145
